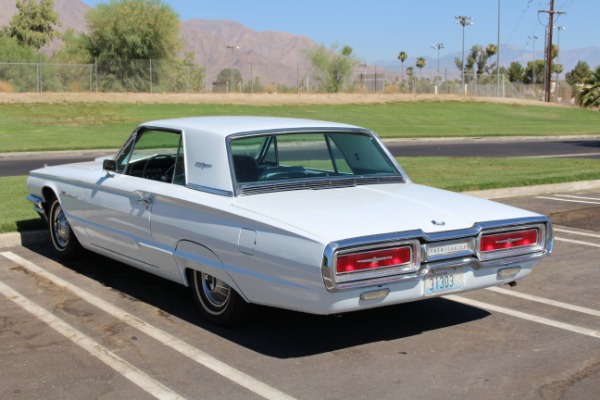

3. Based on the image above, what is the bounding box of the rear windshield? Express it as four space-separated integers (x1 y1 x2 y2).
229 132 401 186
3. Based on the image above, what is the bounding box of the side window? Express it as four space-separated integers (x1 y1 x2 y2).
118 129 184 184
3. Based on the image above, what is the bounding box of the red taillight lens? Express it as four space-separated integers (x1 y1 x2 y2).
480 229 538 252
336 246 412 274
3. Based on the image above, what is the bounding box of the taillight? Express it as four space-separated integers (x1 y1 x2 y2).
337 246 412 274
480 229 539 253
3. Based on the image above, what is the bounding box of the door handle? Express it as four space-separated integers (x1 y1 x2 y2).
135 191 153 207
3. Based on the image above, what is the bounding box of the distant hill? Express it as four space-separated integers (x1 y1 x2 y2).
1 0 598 86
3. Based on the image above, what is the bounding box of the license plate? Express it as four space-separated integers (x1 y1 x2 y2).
425 267 464 296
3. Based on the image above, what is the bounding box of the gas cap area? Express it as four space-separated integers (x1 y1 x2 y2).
238 228 257 255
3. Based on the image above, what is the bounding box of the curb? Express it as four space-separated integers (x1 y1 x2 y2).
0 230 47 249
463 179 600 199
2 179 600 250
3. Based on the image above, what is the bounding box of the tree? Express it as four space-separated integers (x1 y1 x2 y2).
506 61 524 83
415 57 426 80
485 44 497 75
0 35 42 91
397 51 408 82
305 43 359 92
9 0 61 49
565 61 593 86
576 66 600 110
217 68 242 90
82 0 183 91
523 60 547 84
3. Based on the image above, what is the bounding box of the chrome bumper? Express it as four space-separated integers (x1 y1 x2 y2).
27 194 48 223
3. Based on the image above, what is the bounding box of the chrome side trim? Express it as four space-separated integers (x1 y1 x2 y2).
321 216 553 292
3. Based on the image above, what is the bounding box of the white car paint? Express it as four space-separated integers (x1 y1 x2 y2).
26 117 553 318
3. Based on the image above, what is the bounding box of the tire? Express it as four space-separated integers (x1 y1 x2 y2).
48 198 81 259
189 270 252 327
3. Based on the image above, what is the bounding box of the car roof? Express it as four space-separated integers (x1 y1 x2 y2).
140 116 365 137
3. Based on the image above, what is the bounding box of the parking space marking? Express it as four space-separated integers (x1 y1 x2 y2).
486 287 600 317
0 251 297 400
554 227 600 239
555 237 600 248
536 196 600 205
0 280 184 400
447 295 600 339
554 194 600 201
513 152 600 159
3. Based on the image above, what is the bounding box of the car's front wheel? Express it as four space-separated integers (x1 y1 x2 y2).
189 270 252 327
48 198 81 259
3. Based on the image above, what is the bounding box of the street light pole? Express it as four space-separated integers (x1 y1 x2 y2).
555 26 565 84
497 0 501 97
431 43 444 83
455 16 473 90
226 45 239 93
528 35 537 87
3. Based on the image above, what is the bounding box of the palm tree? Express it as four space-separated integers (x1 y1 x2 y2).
406 66 414 90
486 44 497 75
576 67 600 110
416 57 427 80
397 51 408 82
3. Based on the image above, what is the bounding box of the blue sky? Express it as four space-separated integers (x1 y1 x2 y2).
81 0 596 63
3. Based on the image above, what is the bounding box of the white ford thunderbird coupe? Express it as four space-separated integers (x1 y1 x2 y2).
27 117 553 326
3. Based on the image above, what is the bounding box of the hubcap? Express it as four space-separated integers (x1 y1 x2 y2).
201 273 231 310
52 205 70 248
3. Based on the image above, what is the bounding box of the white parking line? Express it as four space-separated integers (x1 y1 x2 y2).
536 196 600 205
0 251 296 400
554 227 600 239
513 152 600 159
486 286 600 317
554 194 600 201
0 280 184 400
447 295 600 339
555 237 600 248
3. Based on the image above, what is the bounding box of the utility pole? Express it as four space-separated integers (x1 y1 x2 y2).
539 0 565 102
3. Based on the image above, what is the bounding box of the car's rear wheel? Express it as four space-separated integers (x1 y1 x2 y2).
48 198 81 259
189 270 252 327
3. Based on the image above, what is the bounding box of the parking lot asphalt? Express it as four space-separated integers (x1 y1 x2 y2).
1 190 599 399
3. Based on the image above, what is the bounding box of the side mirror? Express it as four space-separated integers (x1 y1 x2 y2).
103 159 117 173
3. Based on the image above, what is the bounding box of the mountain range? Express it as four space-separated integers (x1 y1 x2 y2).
1 0 599 86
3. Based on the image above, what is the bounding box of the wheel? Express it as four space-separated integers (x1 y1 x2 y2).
189 270 252 327
48 198 81 259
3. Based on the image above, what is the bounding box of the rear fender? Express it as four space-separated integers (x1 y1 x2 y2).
173 240 249 302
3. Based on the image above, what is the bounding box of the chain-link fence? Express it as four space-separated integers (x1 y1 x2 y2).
0 58 575 104
0 59 205 93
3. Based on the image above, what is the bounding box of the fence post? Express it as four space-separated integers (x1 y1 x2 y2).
187 66 190 93
39 56 43 92
95 58 98 92
150 59 153 93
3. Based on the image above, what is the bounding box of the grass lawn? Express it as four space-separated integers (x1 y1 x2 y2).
4 156 600 233
1 101 599 152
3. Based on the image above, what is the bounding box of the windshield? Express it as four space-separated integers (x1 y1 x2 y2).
229 132 402 188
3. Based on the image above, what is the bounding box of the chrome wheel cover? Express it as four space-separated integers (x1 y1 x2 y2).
197 272 231 313
51 204 70 249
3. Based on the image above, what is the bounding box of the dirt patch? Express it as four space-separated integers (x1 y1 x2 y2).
0 92 568 107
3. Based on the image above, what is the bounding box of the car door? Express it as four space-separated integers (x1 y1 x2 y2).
84 128 183 268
